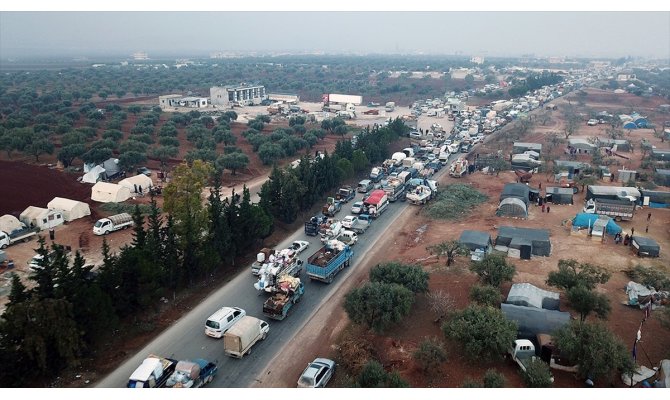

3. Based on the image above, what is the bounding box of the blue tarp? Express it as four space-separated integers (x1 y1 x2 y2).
649 202 668 208
572 213 622 235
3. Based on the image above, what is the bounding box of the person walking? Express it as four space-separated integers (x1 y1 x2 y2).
647 212 651 222
631 227 635 237
542 204 545 213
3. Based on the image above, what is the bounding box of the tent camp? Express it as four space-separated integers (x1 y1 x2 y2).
631 236 660 258
91 182 132 203
496 197 528 219
0 214 23 233
506 283 561 310
82 164 106 184
500 183 530 205
496 226 551 257
19 206 64 230
47 197 91 222
545 187 574 205
119 174 153 195
458 230 493 253
102 158 121 179
501 303 571 340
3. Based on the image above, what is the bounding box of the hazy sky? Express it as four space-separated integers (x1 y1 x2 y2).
1 11 669 59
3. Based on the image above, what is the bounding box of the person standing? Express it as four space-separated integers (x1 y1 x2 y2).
547 205 550 213
542 204 545 213
647 212 651 222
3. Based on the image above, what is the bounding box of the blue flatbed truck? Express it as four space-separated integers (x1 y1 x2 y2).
306 242 354 283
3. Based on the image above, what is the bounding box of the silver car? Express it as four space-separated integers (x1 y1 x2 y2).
297 358 336 388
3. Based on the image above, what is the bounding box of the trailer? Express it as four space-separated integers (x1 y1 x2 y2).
306 240 354 283
262 279 305 320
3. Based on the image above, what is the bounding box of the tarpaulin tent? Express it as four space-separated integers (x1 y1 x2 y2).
0 214 23 233
496 226 551 256
631 236 660 258
91 182 131 203
500 183 530 205
572 213 622 235
506 283 561 310
545 187 574 205
497 198 528 219
82 164 106 184
501 303 571 340
47 197 91 222
458 230 492 253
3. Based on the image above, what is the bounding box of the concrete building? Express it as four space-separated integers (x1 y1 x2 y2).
210 84 267 107
159 94 208 110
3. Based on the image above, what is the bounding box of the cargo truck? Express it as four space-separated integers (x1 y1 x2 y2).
583 198 635 221
385 101 396 112
363 189 389 219
382 177 406 202
262 278 305 320
223 316 269 358
93 213 134 235
165 359 219 388
335 185 356 203
306 240 354 283
253 248 303 292
305 214 328 236
127 354 178 388
0 227 38 249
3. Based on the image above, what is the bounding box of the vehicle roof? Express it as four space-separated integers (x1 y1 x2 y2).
207 306 241 321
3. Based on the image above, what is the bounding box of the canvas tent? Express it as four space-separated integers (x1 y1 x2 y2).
501 303 570 340
82 165 106 184
496 197 528 219
19 206 64 230
119 174 153 195
631 236 660 258
545 187 574 205
0 214 23 233
47 197 91 222
506 283 561 310
91 182 132 203
500 183 530 205
458 230 493 253
496 226 551 257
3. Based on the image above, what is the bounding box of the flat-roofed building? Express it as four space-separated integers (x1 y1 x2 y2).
210 84 267 107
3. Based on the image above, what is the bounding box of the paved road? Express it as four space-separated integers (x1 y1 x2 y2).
97 129 460 389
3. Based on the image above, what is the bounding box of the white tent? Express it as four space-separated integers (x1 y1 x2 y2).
91 182 132 203
0 214 23 233
19 206 64 230
47 197 91 222
82 165 106 184
119 174 153 195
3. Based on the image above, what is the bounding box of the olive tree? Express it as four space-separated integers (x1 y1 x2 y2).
344 282 414 334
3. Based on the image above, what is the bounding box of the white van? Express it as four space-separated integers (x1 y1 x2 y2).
205 306 246 338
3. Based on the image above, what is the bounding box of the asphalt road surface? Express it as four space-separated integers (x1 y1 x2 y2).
98 132 462 389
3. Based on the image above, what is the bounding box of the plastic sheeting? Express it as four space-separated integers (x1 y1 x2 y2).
501 303 571 340
571 213 622 235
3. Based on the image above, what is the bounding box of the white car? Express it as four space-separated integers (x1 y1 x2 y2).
205 307 246 338
587 119 598 126
341 215 357 229
298 358 336 388
351 201 364 214
288 240 310 255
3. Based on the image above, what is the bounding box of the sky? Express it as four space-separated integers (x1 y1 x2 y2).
1 2 669 60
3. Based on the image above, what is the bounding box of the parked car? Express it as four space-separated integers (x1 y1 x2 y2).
297 358 336 388
351 201 364 214
288 240 309 255
587 119 598 126
137 166 152 176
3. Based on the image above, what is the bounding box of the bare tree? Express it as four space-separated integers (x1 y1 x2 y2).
427 240 468 267
427 290 456 323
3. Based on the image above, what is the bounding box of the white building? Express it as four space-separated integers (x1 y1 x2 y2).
159 94 208 110
210 84 267 107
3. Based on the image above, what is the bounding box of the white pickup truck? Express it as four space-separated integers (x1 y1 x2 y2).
93 213 134 235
